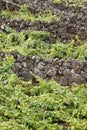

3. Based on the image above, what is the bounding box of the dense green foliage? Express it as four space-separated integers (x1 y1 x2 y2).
0 56 87 130
0 30 87 59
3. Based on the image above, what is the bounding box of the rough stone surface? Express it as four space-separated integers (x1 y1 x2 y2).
11 52 87 86
0 0 19 11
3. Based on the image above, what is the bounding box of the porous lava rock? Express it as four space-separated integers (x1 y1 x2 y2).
0 0 19 11
11 52 87 86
